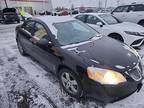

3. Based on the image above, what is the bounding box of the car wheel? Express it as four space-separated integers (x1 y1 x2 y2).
58 68 83 98
138 20 144 27
108 34 124 42
17 37 27 56
17 20 20 23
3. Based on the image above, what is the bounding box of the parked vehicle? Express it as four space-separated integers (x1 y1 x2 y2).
16 16 143 103
72 10 79 15
75 13 144 48
2 8 20 23
25 12 33 20
112 3 144 27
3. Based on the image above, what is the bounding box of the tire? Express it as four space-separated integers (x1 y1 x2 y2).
138 20 144 27
17 37 27 56
58 68 83 98
17 20 20 23
108 34 124 42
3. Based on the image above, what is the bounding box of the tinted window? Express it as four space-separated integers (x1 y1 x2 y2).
24 21 35 35
135 5 144 11
75 15 86 22
99 14 120 25
86 15 103 24
34 23 48 39
122 6 129 12
53 20 99 45
113 6 129 12
129 5 136 12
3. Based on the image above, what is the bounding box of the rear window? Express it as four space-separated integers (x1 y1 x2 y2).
135 5 144 11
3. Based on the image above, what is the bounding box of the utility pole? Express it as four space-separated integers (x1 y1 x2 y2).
4 0 8 8
104 0 108 12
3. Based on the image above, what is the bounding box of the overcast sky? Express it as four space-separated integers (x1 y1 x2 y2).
51 0 144 8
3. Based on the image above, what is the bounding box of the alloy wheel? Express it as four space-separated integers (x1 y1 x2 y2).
61 72 79 95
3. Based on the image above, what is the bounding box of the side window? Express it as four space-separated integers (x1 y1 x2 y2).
122 6 129 12
86 15 103 24
113 6 124 12
129 5 136 12
135 5 144 11
75 15 86 22
113 6 129 12
24 21 35 35
34 23 48 40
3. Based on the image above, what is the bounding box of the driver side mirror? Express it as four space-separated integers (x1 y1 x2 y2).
96 22 103 27
37 38 53 48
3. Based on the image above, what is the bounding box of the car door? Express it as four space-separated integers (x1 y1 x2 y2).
18 21 36 56
126 5 144 23
112 6 129 22
28 22 61 72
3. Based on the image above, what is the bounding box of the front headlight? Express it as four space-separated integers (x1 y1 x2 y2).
125 31 144 36
87 67 127 85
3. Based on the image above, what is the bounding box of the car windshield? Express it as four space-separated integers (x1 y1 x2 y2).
99 14 121 25
53 20 100 46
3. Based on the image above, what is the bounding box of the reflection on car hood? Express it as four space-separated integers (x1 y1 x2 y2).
108 22 144 32
66 37 139 71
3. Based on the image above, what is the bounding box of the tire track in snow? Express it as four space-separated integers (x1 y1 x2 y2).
0 47 58 108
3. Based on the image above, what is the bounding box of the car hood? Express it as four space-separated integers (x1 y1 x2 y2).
107 22 144 32
66 37 139 72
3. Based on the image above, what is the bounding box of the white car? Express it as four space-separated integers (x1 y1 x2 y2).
112 4 144 27
25 12 33 20
75 13 144 48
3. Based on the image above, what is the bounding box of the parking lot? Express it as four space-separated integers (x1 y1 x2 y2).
0 23 144 108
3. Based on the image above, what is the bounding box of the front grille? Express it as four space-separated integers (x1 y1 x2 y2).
129 68 141 81
128 62 142 81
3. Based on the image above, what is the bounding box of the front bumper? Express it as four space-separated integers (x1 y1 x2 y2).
82 78 143 103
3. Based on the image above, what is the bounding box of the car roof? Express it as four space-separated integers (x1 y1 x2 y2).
77 12 111 16
118 3 144 7
34 16 76 37
35 16 76 25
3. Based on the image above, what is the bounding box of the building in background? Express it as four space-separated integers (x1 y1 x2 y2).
0 0 53 15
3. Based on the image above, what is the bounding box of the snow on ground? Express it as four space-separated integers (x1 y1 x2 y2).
0 23 144 108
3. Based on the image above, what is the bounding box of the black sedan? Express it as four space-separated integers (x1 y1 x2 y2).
16 16 143 103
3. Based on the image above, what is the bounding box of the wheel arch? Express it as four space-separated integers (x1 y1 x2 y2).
57 64 85 79
108 33 124 42
138 19 144 24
